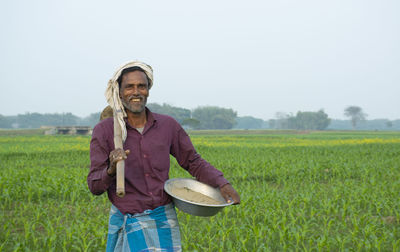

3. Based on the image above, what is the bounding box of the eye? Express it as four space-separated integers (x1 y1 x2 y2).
124 84 134 90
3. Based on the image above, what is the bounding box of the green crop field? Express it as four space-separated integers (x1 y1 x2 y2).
1 130 400 251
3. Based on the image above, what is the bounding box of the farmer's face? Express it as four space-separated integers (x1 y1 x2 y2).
119 71 149 114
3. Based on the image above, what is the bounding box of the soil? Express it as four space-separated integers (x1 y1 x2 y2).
170 187 224 205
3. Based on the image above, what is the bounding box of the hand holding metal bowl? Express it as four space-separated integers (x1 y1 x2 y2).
164 178 234 217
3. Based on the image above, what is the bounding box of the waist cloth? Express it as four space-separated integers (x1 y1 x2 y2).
106 203 182 252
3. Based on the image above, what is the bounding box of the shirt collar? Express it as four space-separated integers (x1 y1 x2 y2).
124 107 157 130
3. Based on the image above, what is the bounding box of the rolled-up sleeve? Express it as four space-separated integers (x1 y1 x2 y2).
87 124 115 195
171 127 229 188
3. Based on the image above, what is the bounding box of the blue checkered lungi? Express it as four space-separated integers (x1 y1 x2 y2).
106 203 182 252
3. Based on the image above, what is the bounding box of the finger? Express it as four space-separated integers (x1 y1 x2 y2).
220 191 231 203
225 193 235 204
222 186 240 204
233 197 240 204
120 150 130 159
232 193 240 204
112 150 128 160
116 154 127 161
110 150 120 158
223 191 233 203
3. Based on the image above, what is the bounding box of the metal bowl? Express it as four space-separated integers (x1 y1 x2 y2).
164 178 233 217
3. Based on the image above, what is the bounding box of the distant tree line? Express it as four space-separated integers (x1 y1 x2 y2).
147 103 191 124
327 119 400 131
0 113 85 129
0 104 238 130
1 104 399 131
267 110 331 130
149 104 237 130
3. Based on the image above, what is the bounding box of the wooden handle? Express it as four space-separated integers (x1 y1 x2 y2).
116 160 125 197
114 112 125 198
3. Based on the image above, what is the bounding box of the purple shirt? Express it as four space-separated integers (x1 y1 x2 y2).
87 108 229 215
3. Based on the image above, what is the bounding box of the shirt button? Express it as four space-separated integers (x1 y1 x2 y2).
145 173 149 177
149 192 153 195
143 154 147 158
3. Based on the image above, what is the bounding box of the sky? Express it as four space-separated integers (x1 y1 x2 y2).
1 0 399 120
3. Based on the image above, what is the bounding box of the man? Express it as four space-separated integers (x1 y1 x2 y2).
88 61 240 251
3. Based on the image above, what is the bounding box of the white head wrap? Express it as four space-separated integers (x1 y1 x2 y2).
105 61 153 142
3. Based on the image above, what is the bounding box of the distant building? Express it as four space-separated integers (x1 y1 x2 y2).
44 126 92 135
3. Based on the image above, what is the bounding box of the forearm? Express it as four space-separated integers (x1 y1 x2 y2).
88 127 115 195
173 128 230 188
186 154 229 188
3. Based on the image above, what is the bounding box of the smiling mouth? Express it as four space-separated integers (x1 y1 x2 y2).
130 97 141 102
